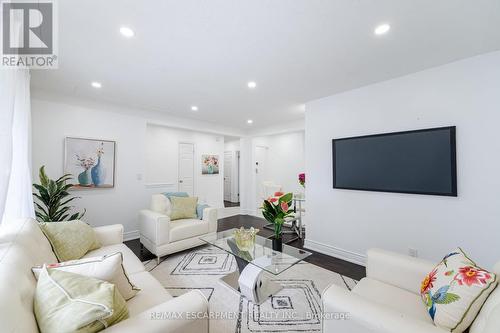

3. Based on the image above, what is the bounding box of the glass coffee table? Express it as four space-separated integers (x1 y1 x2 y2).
200 229 311 304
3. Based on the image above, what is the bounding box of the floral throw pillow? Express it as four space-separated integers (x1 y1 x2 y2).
420 248 497 333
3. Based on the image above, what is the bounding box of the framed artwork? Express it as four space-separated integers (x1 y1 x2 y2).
202 154 219 174
64 137 116 189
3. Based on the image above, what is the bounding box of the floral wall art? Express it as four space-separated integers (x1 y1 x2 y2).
201 154 219 175
64 137 116 189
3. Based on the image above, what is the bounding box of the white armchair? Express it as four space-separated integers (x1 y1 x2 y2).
323 249 500 333
139 194 218 263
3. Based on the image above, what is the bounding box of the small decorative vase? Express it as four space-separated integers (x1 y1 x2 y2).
91 156 106 186
78 169 92 186
272 236 283 252
207 164 213 174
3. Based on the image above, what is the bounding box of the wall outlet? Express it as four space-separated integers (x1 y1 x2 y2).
408 248 418 257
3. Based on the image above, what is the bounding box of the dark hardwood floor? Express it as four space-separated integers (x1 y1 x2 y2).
125 214 366 280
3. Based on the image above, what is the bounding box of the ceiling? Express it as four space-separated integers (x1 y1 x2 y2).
31 0 500 130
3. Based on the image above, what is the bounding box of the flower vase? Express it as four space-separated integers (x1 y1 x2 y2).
272 236 283 252
207 164 213 174
78 169 92 186
91 156 106 186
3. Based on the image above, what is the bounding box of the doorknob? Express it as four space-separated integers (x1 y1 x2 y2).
179 180 183 183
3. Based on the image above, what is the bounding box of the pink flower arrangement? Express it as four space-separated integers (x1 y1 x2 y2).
298 172 305 187
262 192 294 239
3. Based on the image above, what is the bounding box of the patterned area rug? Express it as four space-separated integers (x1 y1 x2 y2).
144 245 357 333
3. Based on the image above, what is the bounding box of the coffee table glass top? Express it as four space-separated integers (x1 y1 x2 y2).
200 229 311 275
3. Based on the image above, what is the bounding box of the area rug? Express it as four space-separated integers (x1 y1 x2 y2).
144 245 357 333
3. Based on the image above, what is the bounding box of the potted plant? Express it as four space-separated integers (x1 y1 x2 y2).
32 166 86 222
261 192 294 251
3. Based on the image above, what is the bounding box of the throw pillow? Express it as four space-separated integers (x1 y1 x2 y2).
170 196 198 220
32 252 140 300
162 192 189 200
420 248 497 333
196 204 210 220
34 266 129 333
39 220 101 262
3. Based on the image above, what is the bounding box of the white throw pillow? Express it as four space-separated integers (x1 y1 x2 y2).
420 248 497 332
32 252 140 300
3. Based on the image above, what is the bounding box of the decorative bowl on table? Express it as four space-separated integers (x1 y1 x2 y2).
234 227 259 251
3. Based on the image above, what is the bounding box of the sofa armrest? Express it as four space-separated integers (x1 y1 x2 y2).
139 209 171 246
323 284 445 333
203 207 218 233
102 290 209 333
93 224 124 246
366 248 435 294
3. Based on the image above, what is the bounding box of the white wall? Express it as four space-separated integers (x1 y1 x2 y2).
146 124 224 207
224 139 240 152
253 131 305 196
32 98 228 239
305 51 500 268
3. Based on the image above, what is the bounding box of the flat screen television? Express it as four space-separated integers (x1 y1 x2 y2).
332 126 457 196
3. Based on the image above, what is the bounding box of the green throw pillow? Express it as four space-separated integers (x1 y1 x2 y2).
34 267 129 333
39 220 101 262
170 196 198 221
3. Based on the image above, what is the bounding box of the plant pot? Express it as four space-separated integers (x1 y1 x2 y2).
78 169 92 186
272 237 283 252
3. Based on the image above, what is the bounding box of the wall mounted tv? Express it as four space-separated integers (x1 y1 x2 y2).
332 126 457 196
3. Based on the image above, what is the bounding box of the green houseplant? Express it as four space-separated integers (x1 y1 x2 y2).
33 166 86 222
261 192 294 250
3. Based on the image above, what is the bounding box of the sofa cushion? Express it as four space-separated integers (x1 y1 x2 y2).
470 262 500 333
39 220 101 262
170 196 198 221
126 271 173 316
0 218 60 333
169 219 209 243
353 277 434 324
84 244 145 275
34 267 129 333
32 252 140 300
420 248 497 333
151 194 172 216
0 218 58 265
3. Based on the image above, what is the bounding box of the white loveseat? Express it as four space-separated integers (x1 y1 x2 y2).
139 194 218 263
0 218 209 333
323 248 500 333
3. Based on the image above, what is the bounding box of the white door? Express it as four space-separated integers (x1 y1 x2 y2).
224 151 232 201
178 143 194 196
255 146 268 207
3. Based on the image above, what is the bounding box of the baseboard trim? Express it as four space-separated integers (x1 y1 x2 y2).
304 239 366 266
124 230 140 241
240 208 256 216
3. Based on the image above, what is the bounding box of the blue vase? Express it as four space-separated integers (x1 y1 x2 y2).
78 169 92 186
91 156 106 186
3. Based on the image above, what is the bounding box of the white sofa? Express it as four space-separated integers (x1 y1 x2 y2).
323 248 500 333
0 218 209 333
139 194 218 263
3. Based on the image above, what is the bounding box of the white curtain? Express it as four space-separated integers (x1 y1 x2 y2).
0 69 35 224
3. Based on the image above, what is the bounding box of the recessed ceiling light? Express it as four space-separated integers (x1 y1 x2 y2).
91 81 102 88
374 23 391 35
247 81 257 89
191 106 198 111
247 119 253 124
119 26 135 38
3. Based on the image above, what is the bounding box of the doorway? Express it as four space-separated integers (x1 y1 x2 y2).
178 142 194 196
254 145 268 208
223 150 240 207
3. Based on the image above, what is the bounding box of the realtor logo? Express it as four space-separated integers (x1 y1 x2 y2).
1 0 58 68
